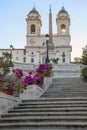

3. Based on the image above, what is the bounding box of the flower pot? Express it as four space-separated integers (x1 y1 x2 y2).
0 80 5 91
2 89 12 95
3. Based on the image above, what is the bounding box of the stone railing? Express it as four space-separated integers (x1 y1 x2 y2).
14 62 39 72
0 92 21 117
20 77 52 100
42 77 52 90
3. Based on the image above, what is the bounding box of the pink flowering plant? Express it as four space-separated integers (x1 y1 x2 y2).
36 64 53 77
0 57 9 80
12 68 23 79
4 68 26 94
23 71 43 87
3 63 53 95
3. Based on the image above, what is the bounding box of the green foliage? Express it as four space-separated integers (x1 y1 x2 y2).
74 57 82 64
3 52 10 60
81 45 87 65
51 58 59 64
81 67 87 81
3 60 9 74
0 57 9 75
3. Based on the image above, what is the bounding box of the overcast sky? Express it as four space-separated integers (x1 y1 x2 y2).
0 0 87 61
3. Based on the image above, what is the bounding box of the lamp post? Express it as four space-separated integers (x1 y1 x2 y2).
9 45 13 67
45 34 50 63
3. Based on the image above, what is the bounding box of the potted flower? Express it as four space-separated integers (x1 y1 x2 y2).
0 57 9 91
0 57 9 80
23 71 43 88
3 68 26 96
36 64 53 77
51 58 59 64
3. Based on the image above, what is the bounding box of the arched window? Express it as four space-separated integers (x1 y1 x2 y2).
61 24 66 32
31 24 35 34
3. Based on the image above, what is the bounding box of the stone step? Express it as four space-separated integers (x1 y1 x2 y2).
1 128 87 130
52 81 85 84
42 93 87 97
13 104 87 110
18 103 87 107
44 91 87 93
0 121 87 129
8 107 87 113
2 111 87 118
22 97 87 102
52 78 82 82
44 91 87 94
42 94 87 97
18 100 87 106
48 85 87 88
1 116 87 123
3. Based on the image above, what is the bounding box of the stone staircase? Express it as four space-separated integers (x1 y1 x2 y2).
0 78 87 130
42 78 87 98
53 64 81 78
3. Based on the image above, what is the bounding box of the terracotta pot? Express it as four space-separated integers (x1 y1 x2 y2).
2 89 12 95
0 80 5 91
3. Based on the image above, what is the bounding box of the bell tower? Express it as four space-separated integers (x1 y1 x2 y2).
56 6 70 36
26 7 42 37
55 6 72 63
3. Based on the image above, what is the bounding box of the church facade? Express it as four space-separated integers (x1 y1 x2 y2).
0 6 72 64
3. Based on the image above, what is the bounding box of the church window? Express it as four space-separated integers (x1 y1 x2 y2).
31 24 35 34
23 57 26 62
24 49 26 55
61 24 66 32
31 58 34 63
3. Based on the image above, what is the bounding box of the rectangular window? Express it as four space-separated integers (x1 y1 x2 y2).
24 49 26 55
23 57 26 63
31 58 34 63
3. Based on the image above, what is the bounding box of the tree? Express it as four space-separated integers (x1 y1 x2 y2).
3 52 10 60
81 45 87 65
74 57 81 64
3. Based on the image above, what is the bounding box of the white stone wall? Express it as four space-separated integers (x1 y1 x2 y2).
0 49 26 63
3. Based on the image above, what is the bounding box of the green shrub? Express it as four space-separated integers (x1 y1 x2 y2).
51 58 59 64
81 67 87 81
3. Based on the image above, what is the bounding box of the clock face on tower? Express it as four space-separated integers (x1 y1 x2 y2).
30 38 35 44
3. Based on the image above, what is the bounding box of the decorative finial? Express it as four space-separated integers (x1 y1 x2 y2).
62 2 65 10
33 3 36 10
